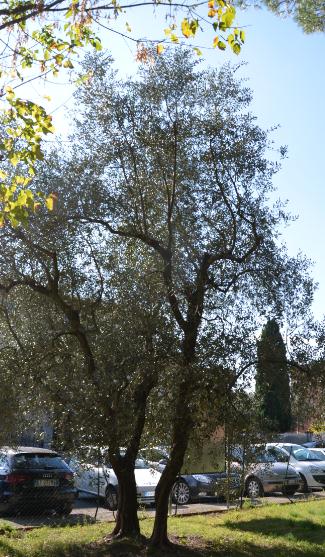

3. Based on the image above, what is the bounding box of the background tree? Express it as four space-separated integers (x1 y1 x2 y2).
289 318 325 434
256 319 292 433
253 1 325 33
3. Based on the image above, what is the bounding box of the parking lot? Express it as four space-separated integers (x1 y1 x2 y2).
3 491 325 529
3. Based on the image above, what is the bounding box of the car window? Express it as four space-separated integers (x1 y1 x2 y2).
254 451 276 463
268 447 288 462
0 453 9 468
142 449 167 462
12 453 70 470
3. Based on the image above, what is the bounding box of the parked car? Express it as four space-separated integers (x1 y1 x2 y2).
68 447 161 510
140 447 239 505
170 471 240 505
0 446 77 515
266 443 325 492
232 445 301 498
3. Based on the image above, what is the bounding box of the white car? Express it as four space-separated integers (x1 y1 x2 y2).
266 443 325 492
68 448 161 510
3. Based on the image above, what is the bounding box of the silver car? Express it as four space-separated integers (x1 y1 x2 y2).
233 446 301 498
267 443 325 492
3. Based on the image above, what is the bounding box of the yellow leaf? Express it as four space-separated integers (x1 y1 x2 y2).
63 59 74 68
208 0 214 7
213 36 219 48
181 19 192 38
157 44 164 55
125 22 132 33
208 8 217 17
45 192 58 211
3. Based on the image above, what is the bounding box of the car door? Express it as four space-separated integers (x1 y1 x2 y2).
68 457 86 491
0 452 10 495
83 448 108 496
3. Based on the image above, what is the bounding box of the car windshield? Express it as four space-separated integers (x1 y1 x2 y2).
12 453 69 470
288 445 322 461
134 458 150 469
310 450 325 460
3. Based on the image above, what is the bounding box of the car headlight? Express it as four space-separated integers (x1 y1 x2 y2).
192 474 211 483
309 465 321 473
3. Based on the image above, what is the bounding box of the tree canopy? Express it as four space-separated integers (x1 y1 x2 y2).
0 0 323 225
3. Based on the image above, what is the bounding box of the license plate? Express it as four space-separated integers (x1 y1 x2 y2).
34 479 59 487
144 491 155 497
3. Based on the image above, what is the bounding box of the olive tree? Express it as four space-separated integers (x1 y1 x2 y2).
57 49 314 546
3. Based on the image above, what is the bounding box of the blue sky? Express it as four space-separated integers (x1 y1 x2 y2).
32 4 325 319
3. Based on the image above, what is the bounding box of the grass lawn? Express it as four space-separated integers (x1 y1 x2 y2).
1 499 325 556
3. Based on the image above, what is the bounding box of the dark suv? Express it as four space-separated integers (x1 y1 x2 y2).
0 447 77 515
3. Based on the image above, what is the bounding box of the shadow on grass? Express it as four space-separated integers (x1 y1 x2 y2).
1 512 96 529
1 537 324 557
0 521 324 557
224 516 325 544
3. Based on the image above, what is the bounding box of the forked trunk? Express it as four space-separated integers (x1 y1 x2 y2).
150 382 193 547
111 459 141 539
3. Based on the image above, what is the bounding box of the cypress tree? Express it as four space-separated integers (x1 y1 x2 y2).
256 319 292 432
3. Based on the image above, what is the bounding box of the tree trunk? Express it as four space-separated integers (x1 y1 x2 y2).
150 376 194 547
111 457 141 539
108 369 157 541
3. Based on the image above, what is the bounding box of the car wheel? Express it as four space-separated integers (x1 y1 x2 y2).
104 485 118 511
282 486 296 496
299 473 309 494
172 480 191 505
55 504 73 516
245 477 264 498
